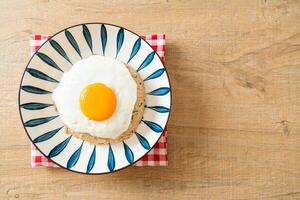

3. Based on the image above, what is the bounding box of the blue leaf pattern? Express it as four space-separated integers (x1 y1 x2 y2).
142 120 163 133
33 127 63 143
20 102 53 110
36 52 63 72
135 132 151 150
21 85 51 94
148 87 170 96
67 141 84 169
137 51 155 72
49 39 72 64
144 68 165 81
26 68 59 83
86 146 96 173
116 28 124 58
20 24 172 174
147 106 170 113
65 30 82 58
48 136 72 158
123 142 134 164
101 24 107 56
83 24 93 54
128 38 141 63
107 144 115 172
24 115 58 127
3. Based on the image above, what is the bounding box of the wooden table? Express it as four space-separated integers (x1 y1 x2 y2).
1 0 300 199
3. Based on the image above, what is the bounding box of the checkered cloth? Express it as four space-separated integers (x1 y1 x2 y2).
30 33 168 167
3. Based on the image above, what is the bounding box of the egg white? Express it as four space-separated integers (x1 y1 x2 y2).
52 55 137 139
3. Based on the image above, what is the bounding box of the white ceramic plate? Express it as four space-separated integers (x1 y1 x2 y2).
19 23 171 174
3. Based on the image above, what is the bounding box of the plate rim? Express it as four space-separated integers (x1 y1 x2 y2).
18 22 172 175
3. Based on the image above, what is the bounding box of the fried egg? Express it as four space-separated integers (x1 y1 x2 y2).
52 55 137 139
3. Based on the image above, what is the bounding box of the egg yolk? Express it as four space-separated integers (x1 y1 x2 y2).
79 83 117 121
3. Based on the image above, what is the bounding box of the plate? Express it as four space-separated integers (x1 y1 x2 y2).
18 23 171 174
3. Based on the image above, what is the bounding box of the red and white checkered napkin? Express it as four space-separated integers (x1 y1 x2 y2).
30 34 168 167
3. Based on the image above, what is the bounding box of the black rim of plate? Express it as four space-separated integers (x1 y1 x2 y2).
18 22 172 175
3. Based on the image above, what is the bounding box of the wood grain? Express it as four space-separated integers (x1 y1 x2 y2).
1 0 300 199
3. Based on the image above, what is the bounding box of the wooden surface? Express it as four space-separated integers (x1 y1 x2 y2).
0 0 300 199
